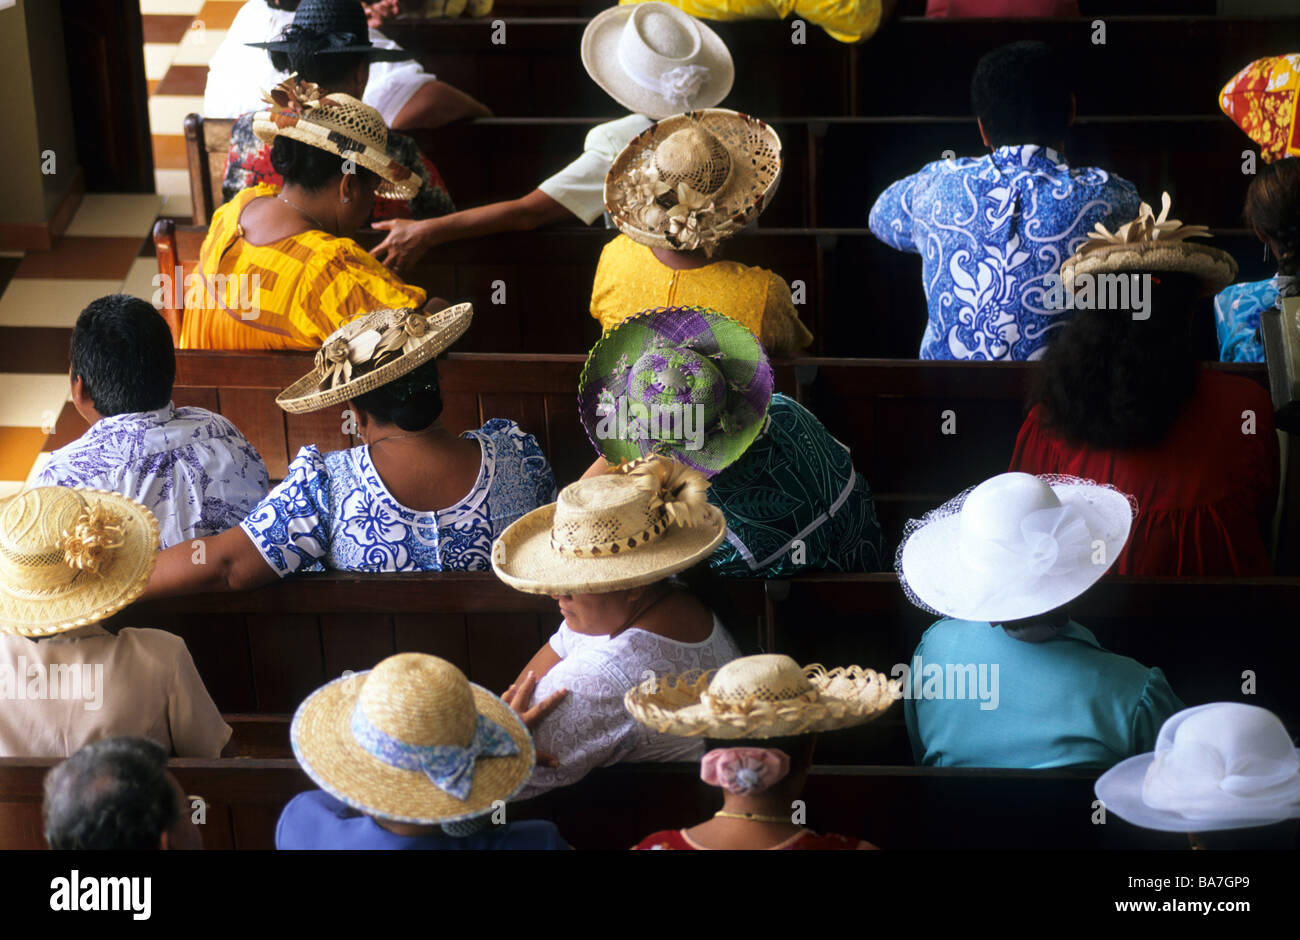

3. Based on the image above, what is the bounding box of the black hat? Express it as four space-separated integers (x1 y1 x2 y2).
248 0 413 62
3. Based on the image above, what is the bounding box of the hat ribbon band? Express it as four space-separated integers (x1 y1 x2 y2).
349 708 519 802
618 54 710 109
958 504 1094 611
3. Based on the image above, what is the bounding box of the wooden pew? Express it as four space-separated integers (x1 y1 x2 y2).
183 113 233 227
7 757 1278 850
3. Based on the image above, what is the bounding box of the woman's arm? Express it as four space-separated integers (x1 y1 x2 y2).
389 80 492 131
140 527 278 602
509 642 562 690
580 455 612 480
370 189 574 271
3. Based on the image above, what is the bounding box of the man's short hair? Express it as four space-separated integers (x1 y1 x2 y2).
970 41 1073 148
70 294 175 416
43 737 179 850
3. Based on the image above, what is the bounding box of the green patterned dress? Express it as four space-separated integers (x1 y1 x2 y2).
706 394 885 577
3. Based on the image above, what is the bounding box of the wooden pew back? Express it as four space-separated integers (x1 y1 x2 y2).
183 114 234 226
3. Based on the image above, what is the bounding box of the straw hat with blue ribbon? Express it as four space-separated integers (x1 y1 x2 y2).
290 653 535 825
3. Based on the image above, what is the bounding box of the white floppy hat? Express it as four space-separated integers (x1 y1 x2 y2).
1095 703 1300 833
581 2 734 121
897 473 1134 623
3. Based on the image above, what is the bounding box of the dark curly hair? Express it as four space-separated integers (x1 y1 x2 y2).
971 41 1073 148
270 135 381 194
1244 158 1300 276
43 737 178 850
1034 271 1202 449
71 294 175 416
352 356 445 432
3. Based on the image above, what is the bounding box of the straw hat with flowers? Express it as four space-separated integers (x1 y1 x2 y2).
605 109 782 257
292 653 535 825
492 455 726 595
0 487 159 637
625 653 899 740
277 304 472 414
252 76 419 200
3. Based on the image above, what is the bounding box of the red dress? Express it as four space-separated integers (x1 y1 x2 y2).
632 829 877 850
1009 368 1279 576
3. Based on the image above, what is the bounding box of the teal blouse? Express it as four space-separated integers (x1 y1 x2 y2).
903 619 1183 769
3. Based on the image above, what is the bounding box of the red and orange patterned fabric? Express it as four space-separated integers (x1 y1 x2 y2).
1219 54 1300 163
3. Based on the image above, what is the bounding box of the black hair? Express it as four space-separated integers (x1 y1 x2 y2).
270 135 381 194
1244 158 1300 276
43 737 178 850
267 26 369 88
1035 271 1202 449
70 294 175 416
970 41 1073 148
351 356 444 432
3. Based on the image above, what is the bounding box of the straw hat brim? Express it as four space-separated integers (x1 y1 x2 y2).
580 5 734 120
899 482 1133 623
276 303 472 414
624 665 899 739
605 110 783 252
1095 749 1300 833
251 110 420 200
290 671 535 825
492 500 727 595
0 490 159 637
1061 242 1239 296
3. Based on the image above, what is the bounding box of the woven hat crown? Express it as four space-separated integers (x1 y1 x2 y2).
653 127 732 197
301 93 388 152
705 654 818 707
356 654 479 749
291 0 369 37
550 474 670 558
627 346 726 430
0 489 120 597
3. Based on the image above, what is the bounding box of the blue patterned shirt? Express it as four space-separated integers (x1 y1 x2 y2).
1213 278 1275 363
869 145 1141 360
37 403 269 549
239 419 556 574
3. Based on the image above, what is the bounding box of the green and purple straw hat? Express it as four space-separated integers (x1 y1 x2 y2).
578 306 774 478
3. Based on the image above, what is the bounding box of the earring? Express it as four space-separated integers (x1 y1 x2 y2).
341 196 351 205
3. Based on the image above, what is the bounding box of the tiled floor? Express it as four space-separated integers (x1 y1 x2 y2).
0 2 239 493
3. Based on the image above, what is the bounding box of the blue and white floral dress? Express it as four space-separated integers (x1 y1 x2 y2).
239 419 556 573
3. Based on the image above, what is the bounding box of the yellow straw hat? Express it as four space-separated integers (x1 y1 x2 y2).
491 456 725 596
291 654 535 825
276 304 473 414
252 76 420 200
625 653 899 739
0 487 159 637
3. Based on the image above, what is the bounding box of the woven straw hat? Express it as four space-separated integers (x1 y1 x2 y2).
605 109 782 257
277 304 473 414
1059 192 1238 296
248 0 414 62
252 77 419 200
0 487 159 637
578 306 774 478
291 653 535 825
625 654 899 739
580 3 733 121
492 455 726 595
1219 53 1300 164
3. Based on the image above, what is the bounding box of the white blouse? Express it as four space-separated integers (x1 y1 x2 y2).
517 615 741 800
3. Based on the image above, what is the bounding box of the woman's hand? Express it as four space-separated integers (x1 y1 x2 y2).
362 0 402 27
371 218 438 272
503 670 568 768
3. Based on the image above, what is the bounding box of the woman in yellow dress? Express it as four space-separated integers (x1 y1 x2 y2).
593 109 813 357
181 77 430 351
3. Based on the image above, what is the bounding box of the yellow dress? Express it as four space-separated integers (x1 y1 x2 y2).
590 234 814 356
619 0 883 44
181 184 427 350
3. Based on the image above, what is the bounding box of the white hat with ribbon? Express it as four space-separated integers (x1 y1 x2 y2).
581 2 734 121
897 472 1135 623
1096 703 1300 832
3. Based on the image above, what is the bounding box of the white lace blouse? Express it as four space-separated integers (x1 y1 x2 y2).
516 615 741 800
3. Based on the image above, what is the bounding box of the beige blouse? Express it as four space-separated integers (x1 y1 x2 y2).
0 625 230 758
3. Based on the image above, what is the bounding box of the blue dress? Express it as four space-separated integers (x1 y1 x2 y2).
903 619 1183 769
276 791 568 850
1213 278 1275 363
240 419 556 573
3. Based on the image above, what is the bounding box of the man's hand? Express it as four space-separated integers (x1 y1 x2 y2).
503 670 568 768
363 0 402 27
371 218 438 272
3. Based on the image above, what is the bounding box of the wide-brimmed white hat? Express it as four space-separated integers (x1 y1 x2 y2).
897 473 1134 622
1095 703 1300 833
581 2 733 120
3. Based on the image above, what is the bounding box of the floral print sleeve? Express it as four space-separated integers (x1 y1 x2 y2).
868 174 919 253
239 446 332 576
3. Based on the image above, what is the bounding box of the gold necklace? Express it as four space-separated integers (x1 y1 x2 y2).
714 811 792 824
277 193 328 231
